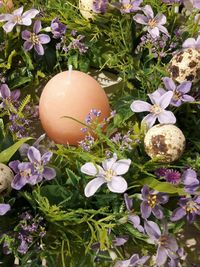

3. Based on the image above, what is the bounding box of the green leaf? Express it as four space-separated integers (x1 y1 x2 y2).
140 177 185 195
65 167 81 186
0 137 32 163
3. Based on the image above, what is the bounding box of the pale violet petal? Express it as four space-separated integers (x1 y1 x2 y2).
144 220 161 240
0 14 13 22
3 21 16 33
81 162 104 176
158 25 169 36
84 177 105 197
159 91 173 109
133 14 149 25
142 5 154 19
163 77 176 91
22 9 39 19
157 110 176 124
107 176 127 193
182 38 196 49
112 159 131 175
155 14 166 25
148 88 166 104
13 6 23 16
156 246 168 266
102 154 117 171
130 100 151 112
177 81 192 94
21 17 32 26
142 114 157 128
148 27 160 38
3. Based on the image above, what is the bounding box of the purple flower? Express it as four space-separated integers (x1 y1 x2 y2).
124 193 144 233
51 18 66 39
93 0 108 13
18 240 28 254
144 220 178 266
171 195 200 223
0 203 10 215
133 5 169 38
182 169 199 193
182 36 200 50
0 6 39 33
114 253 149 267
67 35 88 54
22 20 51 56
162 77 194 107
0 83 20 108
164 169 181 185
9 147 56 190
130 90 176 128
183 0 200 9
141 185 169 219
118 0 143 14
81 154 131 197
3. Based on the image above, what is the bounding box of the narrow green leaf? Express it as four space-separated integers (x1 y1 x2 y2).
65 167 81 186
0 137 32 163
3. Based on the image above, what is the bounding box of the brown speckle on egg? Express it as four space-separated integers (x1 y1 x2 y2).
0 163 14 195
168 48 200 83
144 124 186 163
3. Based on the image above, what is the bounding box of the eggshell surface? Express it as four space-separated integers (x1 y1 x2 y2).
168 48 200 83
39 71 110 145
144 124 185 162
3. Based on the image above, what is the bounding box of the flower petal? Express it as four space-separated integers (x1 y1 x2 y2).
41 151 52 165
142 113 157 128
177 81 192 94
11 90 20 101
152 205 163 219
102 154 117 170
156 246 168 266
11 174 27 190
167 236 178 252
0 14 13 22
181 94 195 103
124 193 133 211
0 84 10 98
163 77 176 91
171 207 186 221
141 185 150 199
159 91 173 109
43 167 56 180
3 21 16 33
38 34 51 44
130 100 151 112
144 220 161 240
157 110 176 124
148 88 166 104
182 169 199 186
13 6 23 16
182 38 196 49
157 193 169 204
142 5 154 19
21 30 31 40
34 43 44 55
128 214 140 227
24 41 33 51
107 176 127 193
22 9 39 19
141 201 151 218
33 20 41 34
84 177 105 197
112 159 131 175
158 25 169 36
0 204 10 215
148 27 160 38
21 17 32 26
81 162 103 176
28 146 41 163
155 14 166 25
133 14 149 25
9 160 20 173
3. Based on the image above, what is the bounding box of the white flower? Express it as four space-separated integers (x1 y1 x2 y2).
0 6 39 33
81 154 131 197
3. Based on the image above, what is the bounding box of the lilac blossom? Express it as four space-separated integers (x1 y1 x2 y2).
81 154 131 197
118 0 143 14
9 146 56 190
162 77 194 106
141 185 169 219
182 168 199 193
124 193 144 233
51 18 66 39
133 5 169 38
183 0 200 9
68 35 88 54
22 20 51 56
182 36 200 50
114 253 149 267
144 220 179 266
0 203 10 215
93 0 108 13
130 90 176 128
0 6 39 33
171 195 200 223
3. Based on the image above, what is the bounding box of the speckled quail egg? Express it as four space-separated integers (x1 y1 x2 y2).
79 0 95 20
144 124 185 162
168 48 200 83
0 163 14 195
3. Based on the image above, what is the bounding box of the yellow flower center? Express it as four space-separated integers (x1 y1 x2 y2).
13 15 22 24
104 169 116 181
159 235 168 246
123 4 132 10
185 200 200 213
20 169 31 178
150 104 162 114
147 194 157 208
148 18 157 28
30 33 40 45
173 90 182 101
